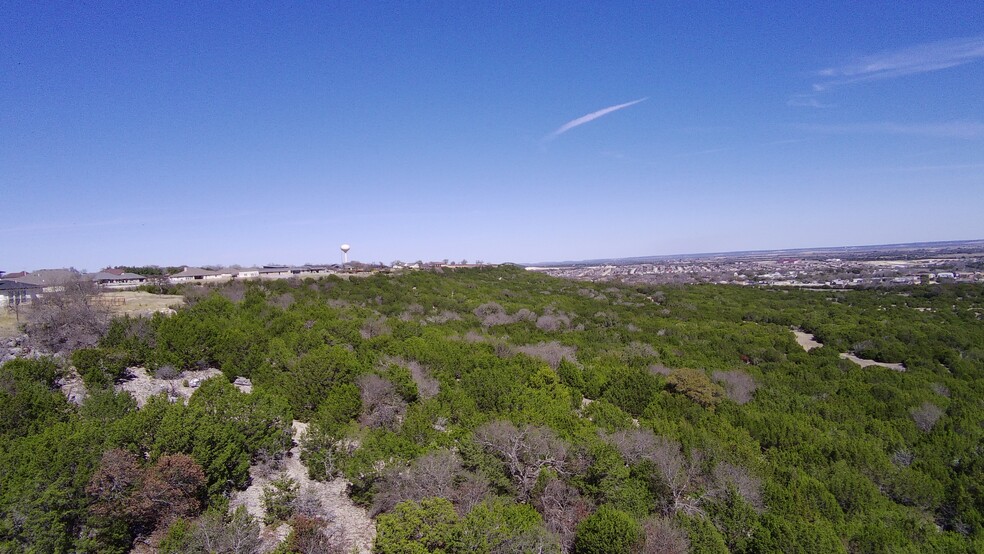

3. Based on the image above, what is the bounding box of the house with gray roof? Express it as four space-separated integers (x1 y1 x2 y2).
87 271 147 290
169 267 233 283
8 268 80 292
0 279 42 307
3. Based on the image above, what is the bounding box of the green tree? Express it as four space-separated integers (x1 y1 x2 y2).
666 368 725 411
573 505 641 554
374 498 460 554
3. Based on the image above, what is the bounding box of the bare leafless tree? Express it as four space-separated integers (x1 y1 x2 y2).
425 310 462 324
708 461 764 511
711 370 758 405
384 357 439 399
655 445 705 516
359 316 390 339
513 308 537 323
454 470 491 515
357 374 407 431
195 506 262 554
25 275 109 353
535 310 571 332
603 429 708 516
911 401 944 432
219 281 247 303
533 478 590 552
372 449 461 515
649 364 673 377
622 342 659 362
891 449 914 467
459 330 487 343
514 342 578 369
474 421 571 500
474 302 541 328
474 302 507 327
371 449 491 516
288 514 348 554
636 516 689 554
604 429 660 465
410 363 440 400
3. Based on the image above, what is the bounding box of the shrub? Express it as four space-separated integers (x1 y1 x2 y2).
666 368 724 410
155 364 181 380
374 498 460 554
262 473 299 524
910 401 944 432
72 347 131 389
573 505 641 554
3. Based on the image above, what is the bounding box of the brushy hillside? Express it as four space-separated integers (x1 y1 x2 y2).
2 266 983 553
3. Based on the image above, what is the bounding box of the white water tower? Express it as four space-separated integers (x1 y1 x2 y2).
340 244 351 265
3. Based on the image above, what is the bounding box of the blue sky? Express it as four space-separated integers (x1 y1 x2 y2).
2 2 983 271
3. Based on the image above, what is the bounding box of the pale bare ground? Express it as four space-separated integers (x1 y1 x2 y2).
102 291 184 317
791 329 823 351
790 329 905 370
116 367 224 407
230 421 376 554
59 368 88 405
839 353 906 372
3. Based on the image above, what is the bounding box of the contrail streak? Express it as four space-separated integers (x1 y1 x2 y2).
545 97 647 140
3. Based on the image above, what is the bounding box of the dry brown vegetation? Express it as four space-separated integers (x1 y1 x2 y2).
514 341 578 369
357 374 407 431
711 370 758 405
474 421 574 501
371 450 489 516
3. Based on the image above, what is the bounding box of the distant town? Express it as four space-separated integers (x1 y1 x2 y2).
525 239 984 288
4 240 984 309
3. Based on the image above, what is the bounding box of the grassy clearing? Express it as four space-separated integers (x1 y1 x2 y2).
0 291 183 339
0 308 22 338
102 291 184 316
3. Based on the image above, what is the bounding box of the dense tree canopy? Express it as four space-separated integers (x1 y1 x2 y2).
3 267 984 552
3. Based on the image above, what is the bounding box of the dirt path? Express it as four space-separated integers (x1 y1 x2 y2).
791 329 823 351
839 353 906 372
230 421 376 554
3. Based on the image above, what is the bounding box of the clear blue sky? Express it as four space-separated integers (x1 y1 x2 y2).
3 2 982 271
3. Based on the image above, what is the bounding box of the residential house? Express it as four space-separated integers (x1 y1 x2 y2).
169 267 232 283
233 268 261 279
8 268 80 292
0 280 42 307
87 271 148 290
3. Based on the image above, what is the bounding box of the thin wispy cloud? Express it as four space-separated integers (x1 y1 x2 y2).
814 35 984 91
545 97 647 141
789 35 984 108
799 121 984 139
